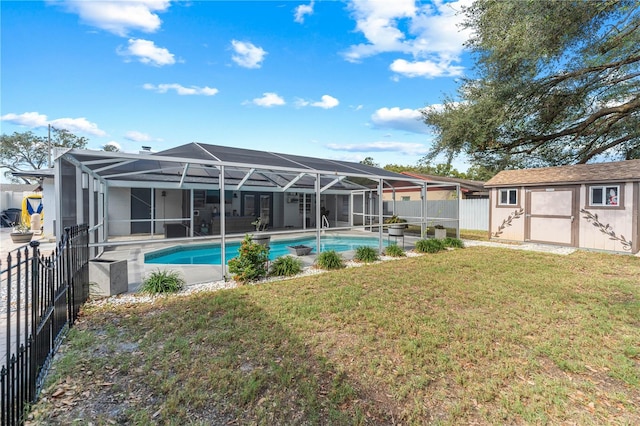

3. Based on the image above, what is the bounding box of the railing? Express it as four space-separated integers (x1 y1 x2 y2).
1 225 89 426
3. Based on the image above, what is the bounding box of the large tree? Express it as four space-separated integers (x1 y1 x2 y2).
0 128 88 183
422 0 639 170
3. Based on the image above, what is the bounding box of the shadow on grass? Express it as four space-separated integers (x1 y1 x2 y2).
37 289 389 425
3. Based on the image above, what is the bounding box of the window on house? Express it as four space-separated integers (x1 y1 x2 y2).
499 188 518 205
401 196 411 202
590 185 619 206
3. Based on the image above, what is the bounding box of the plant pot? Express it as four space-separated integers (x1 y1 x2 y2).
10 232 33 244
287 245 313 256
251 233 271 247
389 225 405 237
89 258 129 297
435 228 447 239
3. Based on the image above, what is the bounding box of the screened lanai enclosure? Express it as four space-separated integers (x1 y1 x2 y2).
54 143 460 273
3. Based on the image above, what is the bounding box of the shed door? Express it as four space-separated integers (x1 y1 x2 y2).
525 187 578 246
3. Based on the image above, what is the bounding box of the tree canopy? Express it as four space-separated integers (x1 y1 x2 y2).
0 129 88 183
384 162 495 181
422 0 639 170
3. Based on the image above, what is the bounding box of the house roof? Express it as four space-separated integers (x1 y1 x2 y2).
0 183 40 192
484 159 640 187
400 172 487 193
10 168 55 179
57 142 436 192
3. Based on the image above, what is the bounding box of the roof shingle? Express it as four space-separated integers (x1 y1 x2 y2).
484 159 640 187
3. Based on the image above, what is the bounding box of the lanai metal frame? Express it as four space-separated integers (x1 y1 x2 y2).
54 143 459 277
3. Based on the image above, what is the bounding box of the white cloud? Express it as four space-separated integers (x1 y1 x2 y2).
343 0 472 78
124 131 153 142
312 95 339 109
294 1 314 24
390 58 464 78
143 83 219 96
118 38 176 66
55 0 171 36
50 117 107 136
231 40 267 69
1 112 106 136
1 112 48 127
370 107 427 134
344 0 416 62
296 95 340 109
248 92 286 107
326 141 428 156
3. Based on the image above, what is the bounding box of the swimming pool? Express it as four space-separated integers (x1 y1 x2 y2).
145 235 388 265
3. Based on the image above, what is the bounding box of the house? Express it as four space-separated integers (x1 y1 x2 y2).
484 160 640 254
42 142 460 274
382 172 488 201
7 170 55 235
0 183 42 227
1 183 41 210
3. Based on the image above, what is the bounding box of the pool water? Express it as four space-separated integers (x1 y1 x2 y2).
145 236 388 265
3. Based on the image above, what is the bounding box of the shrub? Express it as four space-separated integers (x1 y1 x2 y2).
442 237 464 248
228 234 270 282
270 255 303 277
140 269 185 294
384 215 407 227
384 243 405 257
354 246 379 263
415 238 446 254
315 250 345 270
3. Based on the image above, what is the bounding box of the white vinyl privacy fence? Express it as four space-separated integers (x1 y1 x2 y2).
383 198 489 231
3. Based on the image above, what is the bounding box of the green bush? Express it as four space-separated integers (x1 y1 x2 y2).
442 237 464 248
140 269 185 294
353 246 379 263
315 250 345 270
270 255 303 277
228 234 270 282
415 238 446 254
384 243 406 257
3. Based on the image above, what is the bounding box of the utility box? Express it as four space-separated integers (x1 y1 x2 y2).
89 258 128 297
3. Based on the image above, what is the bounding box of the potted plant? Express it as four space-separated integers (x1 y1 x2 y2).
10 219 34 244
434 224 447 239
250 217 270 246
385 215 407 237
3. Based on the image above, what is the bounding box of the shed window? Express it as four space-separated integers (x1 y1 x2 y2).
499 188 518 205
590 185 619 206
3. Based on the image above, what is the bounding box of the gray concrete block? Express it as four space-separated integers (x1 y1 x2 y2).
89 258 129 297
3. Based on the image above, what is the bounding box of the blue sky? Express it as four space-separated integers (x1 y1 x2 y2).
1 0 473 171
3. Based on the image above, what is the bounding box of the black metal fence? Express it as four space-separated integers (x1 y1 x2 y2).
1 225 89 426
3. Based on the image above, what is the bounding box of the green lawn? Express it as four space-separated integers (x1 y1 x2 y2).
33 247 639 425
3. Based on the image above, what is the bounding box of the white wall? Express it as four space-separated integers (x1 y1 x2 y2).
42 178 55 237
154 189 183 233
578 183 636 253
108 187 131 236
